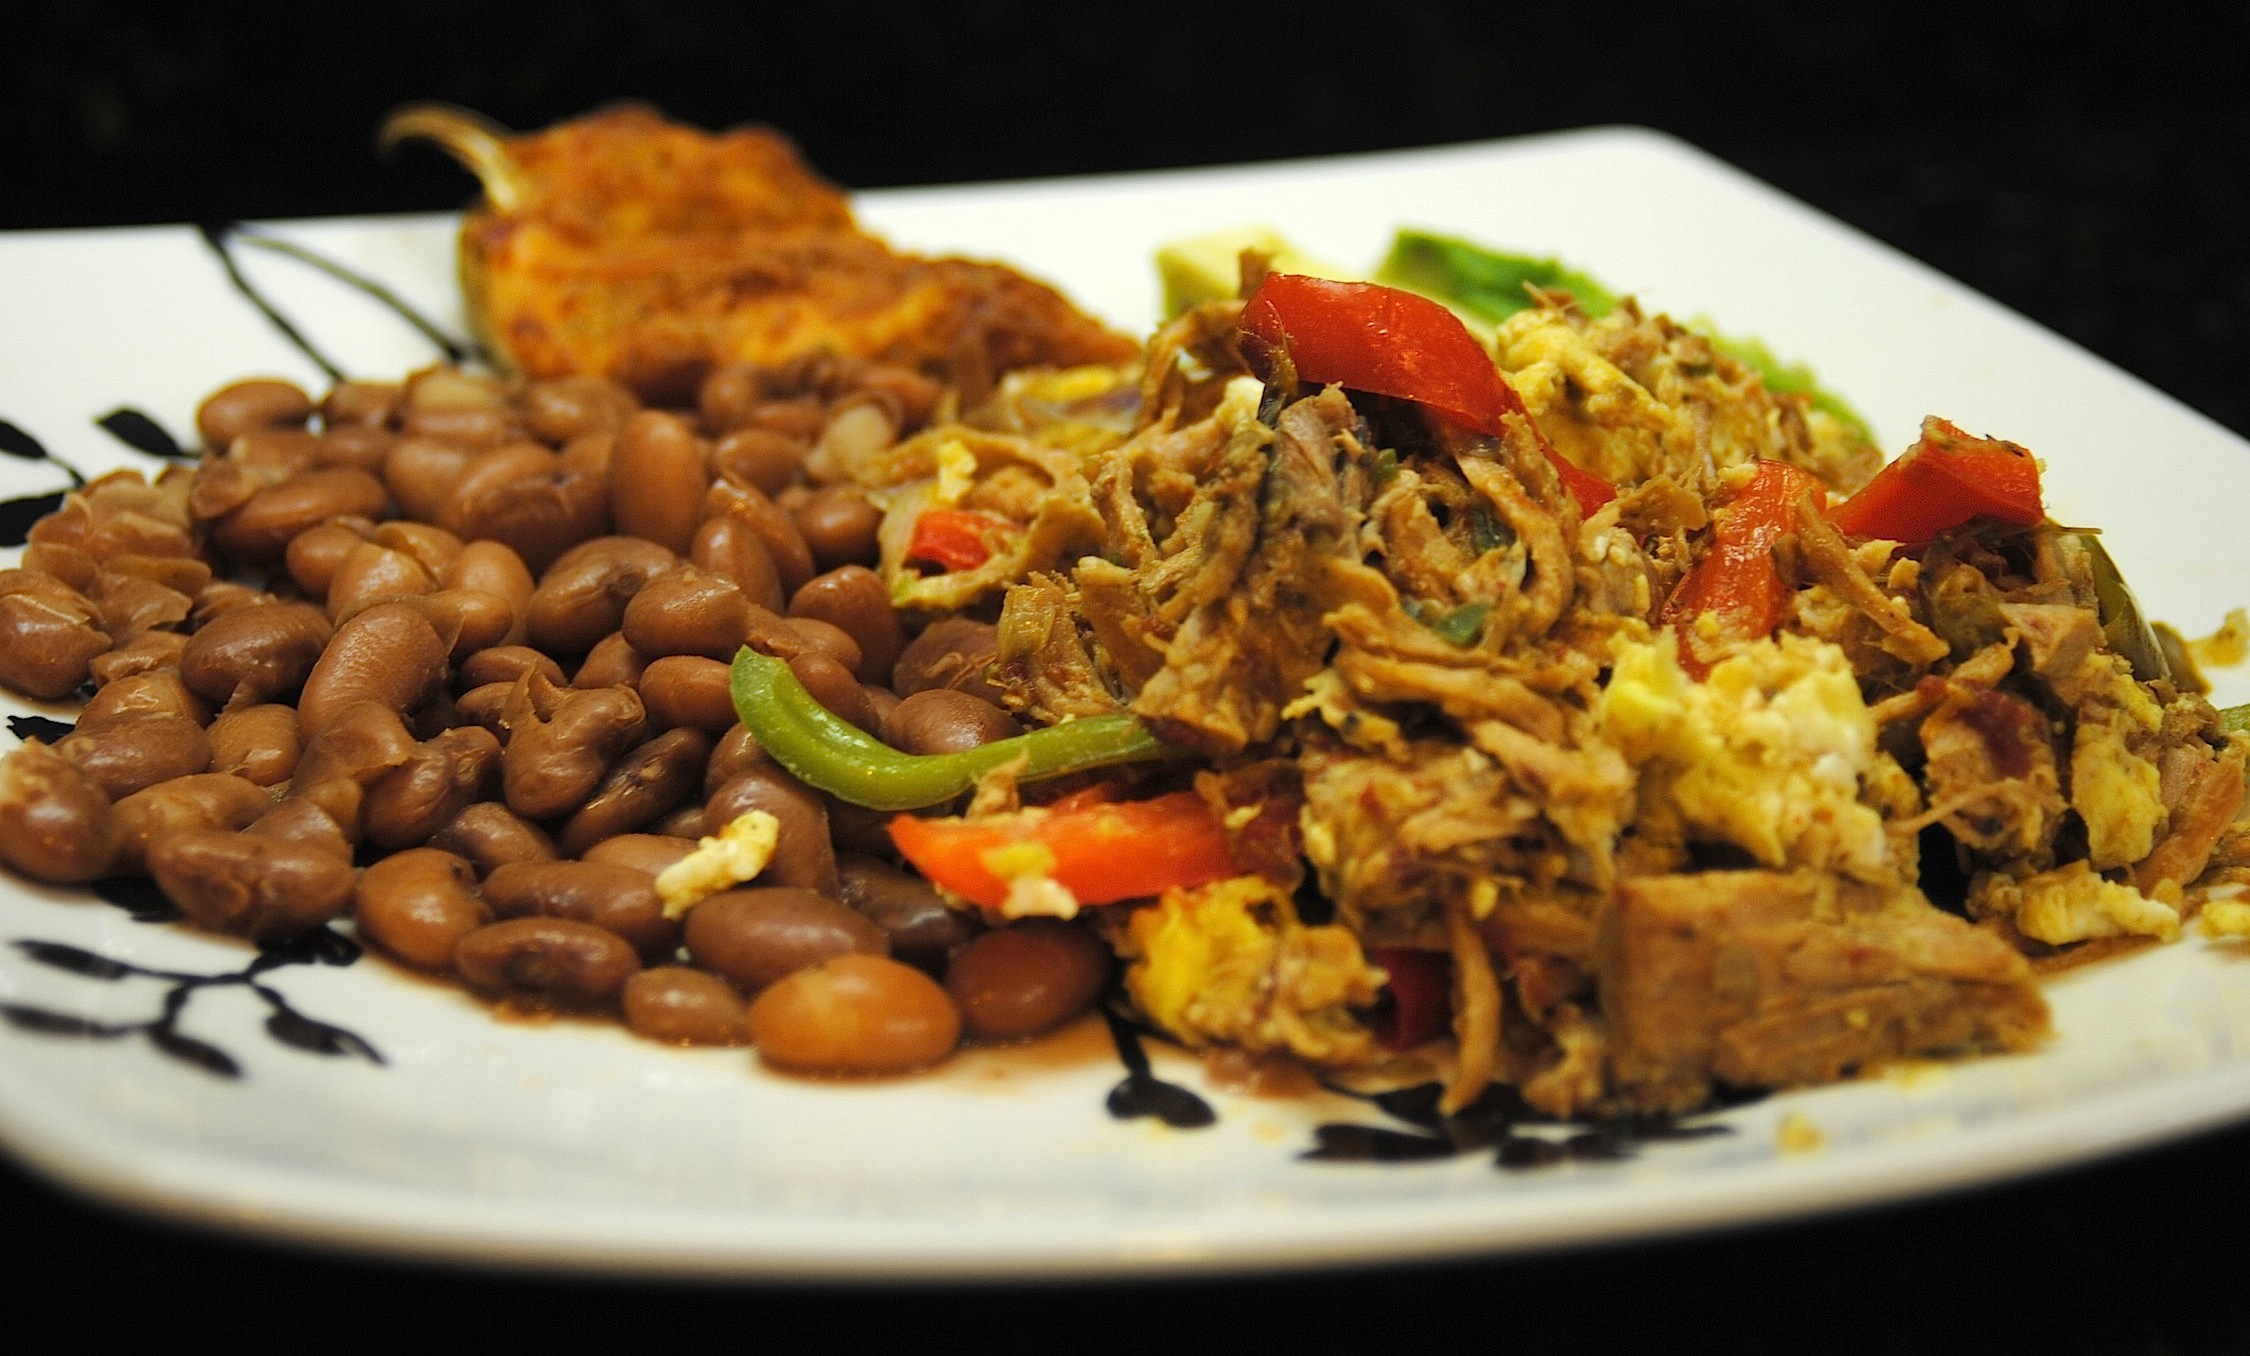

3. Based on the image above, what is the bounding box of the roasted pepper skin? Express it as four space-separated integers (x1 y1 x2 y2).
1238 273 1616 515
1829 417 2043 545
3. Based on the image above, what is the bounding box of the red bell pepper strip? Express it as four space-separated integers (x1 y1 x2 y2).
1828 417 2044 545
1238 273 1615 516
904 506 1017 572
1368 947 1452 1050
1661 459 1828 673
889 790 1241 909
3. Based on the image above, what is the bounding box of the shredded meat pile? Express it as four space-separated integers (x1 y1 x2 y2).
857 287 2245 1119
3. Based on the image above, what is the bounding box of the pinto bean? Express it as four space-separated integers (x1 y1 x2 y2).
703 480 815 596
623 967 750 1046
295 601 449 736
687 515 786 613
284 519 372 601
363 725 502 850
211 468 391 565
787 651 878 732
88 631 191 688
292 700 419 789
742 606 860 676
745 397 829 443
459 644 566 692
522 375 637 443
427 801 558 877
149 829 356 940
483 859 677 961
401 369 513 447
615 563 751 661
697 365 768 432
247 787 359 860
453 918 638 1009
383 436 478 524
206 703 302 787
54 713 211 801
20 541 97 592
651 804 707 839
323 540 435 618
571 631 650 690
321 379 400 429
705 765 837 897
501 681 647 820
610 409 708 554
944 919 1111 1040
638 654 737 735
312 424 395 475
788 565 902 685
746 955 960 1075
881 687 1022 755
709 425 804 496
111 773 274 875
837 854 981 970
890 617 1006 704
0 570 112 699
0 741 121 883
77 668 208 731
392 588 515 662
442 540 535 647
792 485 883 572
453 680 515 737
525 535 677 655
582 832 699 878
437 441 609 574
526 535 675 652
178 600 331 710
355 847 488 970
554 726 712 857
99 550 213 600
703 723 772 797
367 520 461 575
197 378 314 450
682 886 887 991
90 571 193 644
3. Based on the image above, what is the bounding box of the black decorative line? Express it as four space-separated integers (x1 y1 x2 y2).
6 715 75 743
1099 1000 1215 1129
0 489 67 548
195 221 347 384
1303 1079 1739 1170
3 929 381 1080
232 228 477 365
0 416 87 546
0 418 75 478
89 875 182 924
95 407 190 461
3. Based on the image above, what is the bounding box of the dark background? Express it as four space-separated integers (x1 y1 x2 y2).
6 1 2250 1348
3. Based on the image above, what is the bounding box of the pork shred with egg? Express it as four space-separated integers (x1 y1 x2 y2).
862 285 2245 1118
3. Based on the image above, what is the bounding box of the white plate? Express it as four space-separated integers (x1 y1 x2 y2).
4 126 2250 1281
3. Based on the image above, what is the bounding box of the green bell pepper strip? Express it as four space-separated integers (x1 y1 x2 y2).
728 647 1183 811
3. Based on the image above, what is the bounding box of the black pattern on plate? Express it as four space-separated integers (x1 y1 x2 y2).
2 929 380 1079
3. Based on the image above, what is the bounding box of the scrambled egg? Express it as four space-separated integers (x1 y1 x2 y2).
2069 662 2168 869
1123 875 1385 1065
654 810 781 919
1983 860 2180 945
1598 631 1897 881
